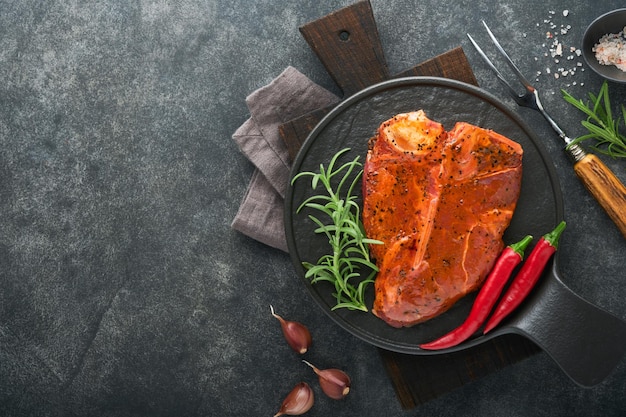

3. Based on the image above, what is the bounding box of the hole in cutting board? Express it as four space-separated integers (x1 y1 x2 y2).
338 30 350 41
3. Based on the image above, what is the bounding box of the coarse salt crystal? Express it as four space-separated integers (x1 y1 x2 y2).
563 10 569 17
593 27 626 72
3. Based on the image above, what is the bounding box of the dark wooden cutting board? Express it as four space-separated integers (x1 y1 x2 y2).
279 0 540 408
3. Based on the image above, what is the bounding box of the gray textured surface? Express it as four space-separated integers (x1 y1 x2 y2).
0 1 625 416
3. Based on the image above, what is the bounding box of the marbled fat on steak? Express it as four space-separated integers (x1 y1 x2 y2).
362 110 523 327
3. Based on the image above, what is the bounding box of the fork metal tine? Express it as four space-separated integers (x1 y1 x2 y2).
467 23 571 143
480 21 535 92
466 33 522 102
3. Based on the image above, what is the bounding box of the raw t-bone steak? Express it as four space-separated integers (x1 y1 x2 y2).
362 110 523 327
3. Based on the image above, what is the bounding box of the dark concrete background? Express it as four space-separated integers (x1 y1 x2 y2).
1 1 625 416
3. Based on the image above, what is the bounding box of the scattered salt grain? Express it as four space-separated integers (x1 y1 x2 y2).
532 8 585 86
555 43 563 56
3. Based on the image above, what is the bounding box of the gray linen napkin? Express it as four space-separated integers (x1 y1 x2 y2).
231 66 339 251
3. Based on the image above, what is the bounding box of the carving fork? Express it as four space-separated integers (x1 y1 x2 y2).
468 21 626 239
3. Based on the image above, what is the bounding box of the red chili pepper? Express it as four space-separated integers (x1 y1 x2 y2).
419 235 533 350
483 221 567 334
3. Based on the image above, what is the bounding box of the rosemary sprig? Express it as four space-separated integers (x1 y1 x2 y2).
291 148 382 312
562 81 626 159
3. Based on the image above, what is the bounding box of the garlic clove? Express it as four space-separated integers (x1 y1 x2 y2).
302 360 351 400
270 305 312 354
274 382 314 416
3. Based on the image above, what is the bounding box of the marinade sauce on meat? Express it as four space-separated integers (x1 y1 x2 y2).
362 110 523 328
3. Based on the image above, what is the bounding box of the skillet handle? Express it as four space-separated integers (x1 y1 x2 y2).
500 262 626 387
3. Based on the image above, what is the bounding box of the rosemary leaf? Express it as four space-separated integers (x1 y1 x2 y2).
562 81 626 160
291 148 383 312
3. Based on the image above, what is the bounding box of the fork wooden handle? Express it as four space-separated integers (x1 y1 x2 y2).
573 153 626 239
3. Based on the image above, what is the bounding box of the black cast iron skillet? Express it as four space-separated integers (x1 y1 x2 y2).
285 77 626 387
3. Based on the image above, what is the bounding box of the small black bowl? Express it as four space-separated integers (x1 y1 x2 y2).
582 8 626 83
